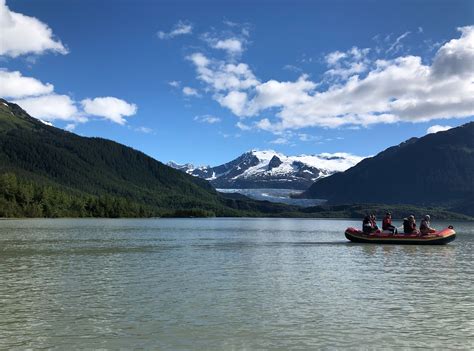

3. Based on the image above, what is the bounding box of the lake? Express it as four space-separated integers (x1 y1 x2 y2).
1 218 473 349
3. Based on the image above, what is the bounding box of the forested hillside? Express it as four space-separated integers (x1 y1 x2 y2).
301 122 474 216
0 99 288 217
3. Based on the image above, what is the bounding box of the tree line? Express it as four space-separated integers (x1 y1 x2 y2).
0 173 156 218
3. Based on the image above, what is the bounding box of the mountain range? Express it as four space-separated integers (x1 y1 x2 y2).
168 150 364 190
0 98 471 219
301 122 474 216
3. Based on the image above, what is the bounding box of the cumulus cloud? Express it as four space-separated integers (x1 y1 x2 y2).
157 21 192 39
249 75 316 113
431 26 474 79
201 26 248 57
194 115 221 124
325 50 346 65
426 125 452 134
187 52 259 91
216 90 249 116
212 38 244 55
325 47 370 79
187 26 474 131
1 70 81 123
0 0 68 57
182 86 200 97
0 68 138 126
13 94 79 121
0 70 54 98
81 97 137 125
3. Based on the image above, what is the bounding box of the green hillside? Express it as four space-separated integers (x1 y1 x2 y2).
301 122 474 216
0 99 293 217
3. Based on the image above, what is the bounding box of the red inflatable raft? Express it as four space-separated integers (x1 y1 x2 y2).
345 227 456 245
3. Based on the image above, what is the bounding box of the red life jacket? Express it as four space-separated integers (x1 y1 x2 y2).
382 217 392 230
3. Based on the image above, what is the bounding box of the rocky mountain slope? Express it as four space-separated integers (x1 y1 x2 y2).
169 150 364 190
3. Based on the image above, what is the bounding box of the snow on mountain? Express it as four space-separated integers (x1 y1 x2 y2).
168 150 365 190
38 119 53 126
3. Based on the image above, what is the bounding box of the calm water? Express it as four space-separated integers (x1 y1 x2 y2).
216 188 325 207
1 218 473 349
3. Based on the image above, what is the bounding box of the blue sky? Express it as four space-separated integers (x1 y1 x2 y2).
1 0 473 165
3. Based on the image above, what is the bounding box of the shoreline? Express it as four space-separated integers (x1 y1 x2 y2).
1 215 472 221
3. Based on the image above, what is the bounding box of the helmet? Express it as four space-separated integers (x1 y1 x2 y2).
425 215 430 220
386 212 391 216
409 215 415 219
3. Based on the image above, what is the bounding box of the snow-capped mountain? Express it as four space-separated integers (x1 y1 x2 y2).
168 150 365 190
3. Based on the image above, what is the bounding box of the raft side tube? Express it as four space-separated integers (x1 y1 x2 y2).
344 227 456 245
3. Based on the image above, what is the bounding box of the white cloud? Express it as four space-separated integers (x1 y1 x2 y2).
201 28 247 56
298 133 321 142
81 97 137 125
13 94 79 121
431 26 474 79
2 70 138 126
187 52 259 92
65 123 76 131
236 121 251 130
188 26 474 132
135 126 153 134
270 137 288 145
249 75 317 113
212 38 244 55
426 125 452 134
157 21 192 39
325 61 367 79
168 80 180 88
194 115 221 124
0 69 137 128
0 0 68 57
216 90 249 116
387 31 411 54
283 64 302 73
324 47 370 79
0 70 54 98
311 152 367 172
325 51 346 65
182 86 200 97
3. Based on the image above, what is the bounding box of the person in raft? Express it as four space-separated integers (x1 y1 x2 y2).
363 215 378 234
403 215 418 234
370 214 379 230
382 212 397 234
420 215 436 235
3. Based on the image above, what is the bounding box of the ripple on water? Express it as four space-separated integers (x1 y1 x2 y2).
0 218 473 349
